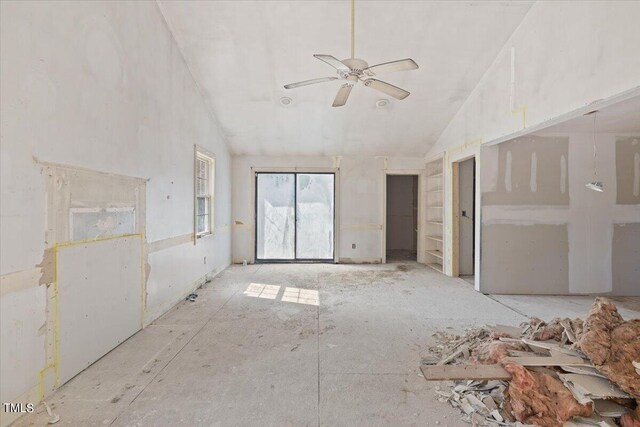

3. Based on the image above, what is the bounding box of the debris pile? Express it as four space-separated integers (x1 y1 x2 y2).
421 298 640 427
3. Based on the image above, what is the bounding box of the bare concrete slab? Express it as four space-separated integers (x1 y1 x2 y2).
12 263 634 427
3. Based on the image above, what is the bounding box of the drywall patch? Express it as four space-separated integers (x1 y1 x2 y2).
616 136 640 205
0 268 41 296
44 163 146 244
147 233 193 253
482 136 569 206
611 223 640 296
36 247 55 286
481 224 569 294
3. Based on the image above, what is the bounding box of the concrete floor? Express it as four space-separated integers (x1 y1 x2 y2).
13 263 640 427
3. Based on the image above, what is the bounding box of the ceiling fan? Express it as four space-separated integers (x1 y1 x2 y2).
284 0 419 107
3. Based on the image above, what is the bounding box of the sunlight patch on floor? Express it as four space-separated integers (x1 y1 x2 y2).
243 283 319 306
243 283 281 299
281 287 319 306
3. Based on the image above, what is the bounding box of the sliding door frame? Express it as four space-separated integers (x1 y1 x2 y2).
252 168 339 264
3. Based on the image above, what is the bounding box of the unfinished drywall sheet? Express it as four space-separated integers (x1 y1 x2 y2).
56 235 142 385
483 136 569 206
616 136 640 205
612 223 640 295
481 224 569 294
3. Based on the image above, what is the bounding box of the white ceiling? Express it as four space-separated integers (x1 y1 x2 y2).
539 95 640 134
158 1 533 156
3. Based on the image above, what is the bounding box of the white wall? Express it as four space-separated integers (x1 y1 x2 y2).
431 1 640 291
0 1 231 419
430 1 640 155
232 156 425 264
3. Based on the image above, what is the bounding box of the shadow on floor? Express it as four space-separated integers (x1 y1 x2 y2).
386 249 417 262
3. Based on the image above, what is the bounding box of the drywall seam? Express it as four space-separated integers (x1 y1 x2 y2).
482 86 640 147
55 232 142 249
508 47 529 130
483 136 569 206
430 2 535 148
147 233 194 253
35 157 148 182
530 152 537 192
140 236 145 328
447 138 483 157
340 224 382 230
0 268 41 296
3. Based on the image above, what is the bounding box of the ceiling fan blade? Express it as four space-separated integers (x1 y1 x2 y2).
363 79 410 100
332 83 353 107
284 77 338 89
364 59 418 76
314 54 350 72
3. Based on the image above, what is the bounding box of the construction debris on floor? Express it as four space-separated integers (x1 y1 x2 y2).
421 298 640 427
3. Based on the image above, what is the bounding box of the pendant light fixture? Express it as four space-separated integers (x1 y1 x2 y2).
585 111 604 192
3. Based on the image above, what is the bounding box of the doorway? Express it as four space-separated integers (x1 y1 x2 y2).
455 157 476 284
255 172 335 262
385 175 419 262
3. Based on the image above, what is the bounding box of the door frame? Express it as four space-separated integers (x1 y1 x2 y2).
251 167 339 263
452 157 476 278
449 152 480 290
382 169 425 264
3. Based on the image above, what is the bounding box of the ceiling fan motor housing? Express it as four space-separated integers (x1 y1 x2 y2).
342 58 369 75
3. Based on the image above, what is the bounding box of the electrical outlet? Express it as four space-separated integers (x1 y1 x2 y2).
352 243 356 249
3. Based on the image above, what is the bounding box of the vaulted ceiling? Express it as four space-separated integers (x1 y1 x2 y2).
158 1 533 156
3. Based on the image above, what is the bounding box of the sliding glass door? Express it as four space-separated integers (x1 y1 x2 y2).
255 172 334 262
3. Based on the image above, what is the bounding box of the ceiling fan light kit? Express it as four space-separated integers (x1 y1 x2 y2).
284 0 418 107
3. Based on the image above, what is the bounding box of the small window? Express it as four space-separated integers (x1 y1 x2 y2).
195 149 214 238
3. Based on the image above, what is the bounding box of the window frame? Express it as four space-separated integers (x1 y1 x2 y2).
194 146 215 240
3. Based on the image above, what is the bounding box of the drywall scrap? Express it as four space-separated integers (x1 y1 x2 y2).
421 298 639 427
